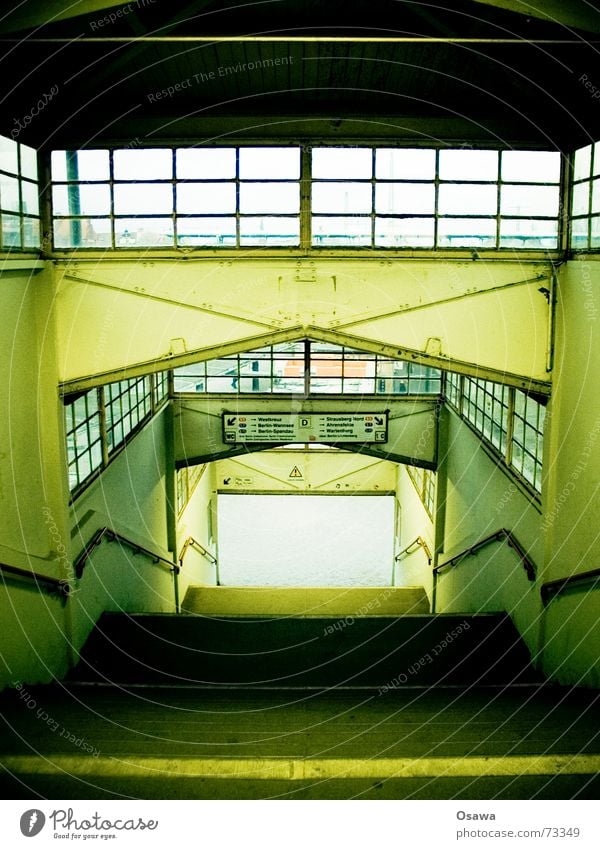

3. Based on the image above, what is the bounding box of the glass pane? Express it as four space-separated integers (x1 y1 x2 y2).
176 148 236 179
22 216 40 248
375 182 435 214
500 185 560 217
19 143 38 180
570 217 589 249
114 183 173 214
20 180 39 216
240 217 299 246
206 377 238 392
239 182 300 214
572 181 590 216
439 149 498 181
0 174 20 211
53 218 112 248
594 142 600 176
312 216 372 246
573 144 592 182
592 178 600 214
113 148 172 180
177 182 235 214
177 217 236 246
239 147 300 179
437 218 497 247
1 213 21 247
312 182 372 213
0 135 19 174
51 150 110 181
591 216 600 248
501 150 561 183
52 184 111 216
115 218 173 246
312 148 372 179
438 183 497 214
375 217 434 247
375 148 435 180
500 218 558 248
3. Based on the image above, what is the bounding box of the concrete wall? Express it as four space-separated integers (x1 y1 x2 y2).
539 259 600 687
177 463 219 595
394 465 434 602
0 261 72 689
435 408 544 660
68 408 175 663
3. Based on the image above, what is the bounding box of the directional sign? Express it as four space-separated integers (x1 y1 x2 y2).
222 413 388 444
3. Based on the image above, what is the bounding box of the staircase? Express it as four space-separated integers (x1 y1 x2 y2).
3 586 599 800
70 586 537 688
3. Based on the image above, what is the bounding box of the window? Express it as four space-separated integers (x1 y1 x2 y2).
446 372 546 495
511 391 546 491
462 377 510 453
0 135 40 251
176 464 206 515
64 390 103 492
154 371 170 406
406 465 436 518
311 146 561 250
105 377 152 452
51 146 301 249
570 140 600 250
173 341 442 396
63 371 170 495
50 144 562 252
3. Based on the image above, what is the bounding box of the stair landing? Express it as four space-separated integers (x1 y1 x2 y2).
182 585 430 617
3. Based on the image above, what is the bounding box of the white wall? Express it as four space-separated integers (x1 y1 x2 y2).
217 494 395 586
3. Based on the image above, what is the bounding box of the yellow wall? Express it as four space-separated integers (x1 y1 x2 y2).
540 259 600 686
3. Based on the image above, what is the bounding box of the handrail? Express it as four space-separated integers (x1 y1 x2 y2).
433 528 536 582
541 567 600 606
395 536 433 564
74 527 178 580
0 561 71 598
392 536 432 586
178 536 217 566
179 536 219 587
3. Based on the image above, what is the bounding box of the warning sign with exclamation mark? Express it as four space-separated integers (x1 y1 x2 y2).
289 466 303 479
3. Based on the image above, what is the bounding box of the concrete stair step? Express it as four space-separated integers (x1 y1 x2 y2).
182 585 430 617
70 612 540 687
